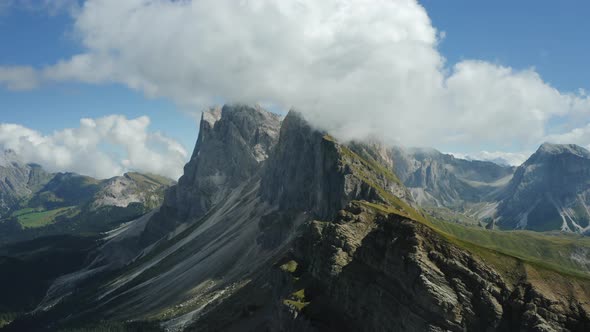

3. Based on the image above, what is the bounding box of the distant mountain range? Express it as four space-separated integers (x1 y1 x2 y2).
4 105 588 331
389 142 590 234
0 150 174 245
391 146 514 207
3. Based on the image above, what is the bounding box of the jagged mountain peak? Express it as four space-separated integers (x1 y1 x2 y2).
533 142 590 160
0 148 21 167
200 105 222 127
190 104 282 162
495 142 590 232
141 104 283 244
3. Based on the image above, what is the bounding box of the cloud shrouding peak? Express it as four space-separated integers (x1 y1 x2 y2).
1 0 590 151
0 115 188 179
449 150 530 167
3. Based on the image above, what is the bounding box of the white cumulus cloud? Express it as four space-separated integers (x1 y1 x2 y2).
1 0 590 152
0 115 188 179
545 124 590 151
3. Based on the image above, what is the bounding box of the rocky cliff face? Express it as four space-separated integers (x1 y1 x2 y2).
261 111 414 221
260 112 350 219
141 105 282 244
496 143 590 232
174 104 281 220
292 202 590 332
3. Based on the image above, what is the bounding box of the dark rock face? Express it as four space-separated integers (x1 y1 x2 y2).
496 143 590 232
141 104 282 244
260 111 348 220
175 104 281 220
294 202 590 332
260 111 415 221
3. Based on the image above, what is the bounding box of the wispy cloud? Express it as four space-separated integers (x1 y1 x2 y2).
0 66 40 90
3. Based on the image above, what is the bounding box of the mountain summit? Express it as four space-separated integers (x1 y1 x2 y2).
495 142 590 232
536 142 590 158
0 150 52 217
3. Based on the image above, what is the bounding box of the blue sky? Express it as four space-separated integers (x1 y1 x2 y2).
0 2 198 151
0 0 589 177
422 0 590 92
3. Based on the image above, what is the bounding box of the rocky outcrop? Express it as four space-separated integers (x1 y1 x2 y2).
91 172 174 210
293 201 590 331
496 143 590 232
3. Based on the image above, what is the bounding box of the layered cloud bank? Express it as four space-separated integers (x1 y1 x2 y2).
0 115 187 179
1 0 589 163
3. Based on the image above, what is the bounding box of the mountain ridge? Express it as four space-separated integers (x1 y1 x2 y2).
7 105 588 332
0 153 174 245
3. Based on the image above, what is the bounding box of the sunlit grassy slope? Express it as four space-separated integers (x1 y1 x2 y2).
11 207 78 229
428 218 590 278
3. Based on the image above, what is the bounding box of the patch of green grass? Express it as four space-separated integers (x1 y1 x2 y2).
423 206 482 226
0 312 18 328
337 144 426 222
14 206 77 228
283 289 311 311
280 260 298 273
283 299 309 311
11 207 38 217
292 288 305 301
